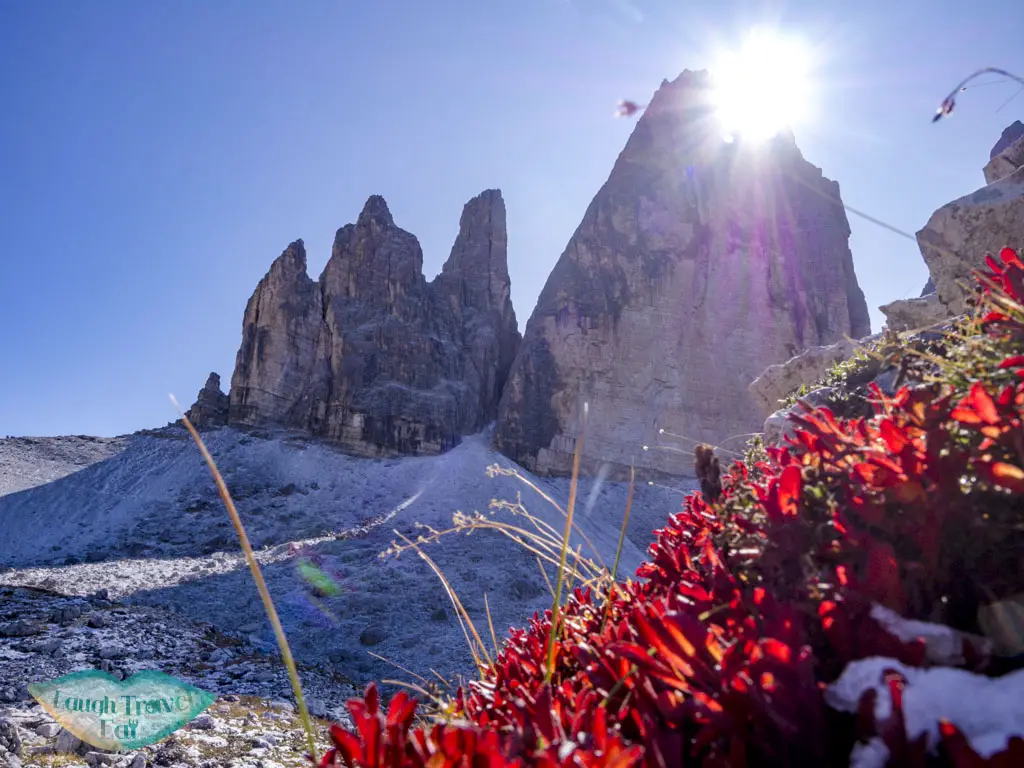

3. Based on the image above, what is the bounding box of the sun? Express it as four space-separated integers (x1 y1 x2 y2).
709 28 814 143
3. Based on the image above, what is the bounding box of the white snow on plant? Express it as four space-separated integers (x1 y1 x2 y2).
825 656 1024 767
849 738 890 768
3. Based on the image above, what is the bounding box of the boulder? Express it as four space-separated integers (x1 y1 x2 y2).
495 71 870 478
749 339 857 417
916 163 1024 314
226 192 520 456
879 292 948 332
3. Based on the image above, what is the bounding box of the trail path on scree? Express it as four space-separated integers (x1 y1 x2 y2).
0 426 692 685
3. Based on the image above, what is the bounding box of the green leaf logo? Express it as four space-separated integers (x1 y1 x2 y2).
28 669 216 751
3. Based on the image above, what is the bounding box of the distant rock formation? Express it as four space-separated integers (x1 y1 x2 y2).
879 293 947 332
185 372 229 427
494 70 870 479
226 191 520 455
918 122 1024 314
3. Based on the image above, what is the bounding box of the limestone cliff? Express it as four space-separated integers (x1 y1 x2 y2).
494 70 870 478
227 192 520 455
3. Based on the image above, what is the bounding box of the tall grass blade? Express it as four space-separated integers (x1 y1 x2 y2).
611 461 635 583
171 400 319 765
393 529 493 674
483 592 500 659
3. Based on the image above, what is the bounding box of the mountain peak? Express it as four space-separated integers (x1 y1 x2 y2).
357 195 394 228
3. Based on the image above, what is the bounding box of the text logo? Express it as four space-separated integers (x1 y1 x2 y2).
28 669 216 750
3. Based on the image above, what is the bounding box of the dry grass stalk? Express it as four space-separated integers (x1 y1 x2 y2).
171 401 319 765
546 402 588 682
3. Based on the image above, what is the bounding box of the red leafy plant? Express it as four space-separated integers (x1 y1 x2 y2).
312 249 1024 767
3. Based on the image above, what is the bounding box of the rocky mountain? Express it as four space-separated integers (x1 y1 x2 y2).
494 70 870 479
225 191 519 456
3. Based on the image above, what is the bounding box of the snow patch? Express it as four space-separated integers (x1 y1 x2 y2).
826 657 1024 762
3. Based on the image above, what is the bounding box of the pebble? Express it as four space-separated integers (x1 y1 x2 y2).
51 605 83 624
209 648 232 663
35 722 60 738
87 613 106 629
189 714 215 730
0 620 41 638
0 718 22 755
55 727 83 753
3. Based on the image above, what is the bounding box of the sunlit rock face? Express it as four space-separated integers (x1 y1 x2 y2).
494 70 870 479
918 123 1024 315
227 191 520 456
984 121 1024 185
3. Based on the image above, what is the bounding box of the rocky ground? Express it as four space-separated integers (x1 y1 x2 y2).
0 585 355 768
0 426 685 682
0 437 126 498
0 426 691 767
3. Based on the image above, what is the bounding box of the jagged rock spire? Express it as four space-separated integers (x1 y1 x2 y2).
494 70 870 479
185 372 229 427
225 193 520 455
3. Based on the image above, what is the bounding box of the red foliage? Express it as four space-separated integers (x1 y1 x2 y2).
313 251 1024 766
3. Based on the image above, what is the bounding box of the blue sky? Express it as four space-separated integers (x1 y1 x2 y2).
1 0 1021 437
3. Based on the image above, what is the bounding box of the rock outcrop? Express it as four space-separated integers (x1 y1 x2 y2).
494 70 870 478
184 372 229 427
748 338 859 417
879 293 948 332
227 191 520 455
917 122 1024 315
984 120 1024 184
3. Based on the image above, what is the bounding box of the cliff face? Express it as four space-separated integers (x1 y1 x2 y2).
227 191 520 456
494 70 870 478
228 240 325 429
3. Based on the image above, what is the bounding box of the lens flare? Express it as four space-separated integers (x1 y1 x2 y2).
709 28 814 142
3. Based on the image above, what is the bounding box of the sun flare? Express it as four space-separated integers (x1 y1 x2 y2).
710 28 814 142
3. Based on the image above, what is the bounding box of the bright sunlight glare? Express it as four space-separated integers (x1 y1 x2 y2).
710 28 814 143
